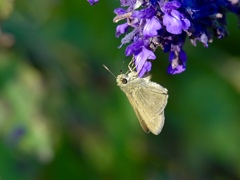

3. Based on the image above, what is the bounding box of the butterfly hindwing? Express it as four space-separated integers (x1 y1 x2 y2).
132 81 168 135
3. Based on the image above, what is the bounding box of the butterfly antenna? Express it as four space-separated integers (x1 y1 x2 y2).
103 64 117 78
121 58 125 73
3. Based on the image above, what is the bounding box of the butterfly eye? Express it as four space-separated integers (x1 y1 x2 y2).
121 78 128 84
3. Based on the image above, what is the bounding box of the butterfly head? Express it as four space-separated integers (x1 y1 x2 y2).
116 71 138 87
116 74 129 86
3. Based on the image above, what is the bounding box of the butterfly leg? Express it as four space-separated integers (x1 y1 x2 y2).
128 56 136 72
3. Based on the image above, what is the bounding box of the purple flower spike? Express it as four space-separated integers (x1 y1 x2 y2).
143 17 162 37
162 1 190 35
167 50 187 74
134 46 156 77
112 0 240 76
87 0 98 5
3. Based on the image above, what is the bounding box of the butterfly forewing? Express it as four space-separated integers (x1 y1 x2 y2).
125 93 150 133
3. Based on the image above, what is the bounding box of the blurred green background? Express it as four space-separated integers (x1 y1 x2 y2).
0 0 240 179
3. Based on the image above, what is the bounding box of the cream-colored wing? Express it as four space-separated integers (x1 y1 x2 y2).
125 93 150 133
133 82 168 135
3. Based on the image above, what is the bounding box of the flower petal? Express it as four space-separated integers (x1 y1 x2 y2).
134 46 156 77
163 11 183 34
143 17 162 37
116 23 129 37
138 61 152 77
87 0 98 5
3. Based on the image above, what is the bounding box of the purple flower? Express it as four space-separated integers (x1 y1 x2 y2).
167 50 187 75
87 0 98 5
125 40 144 56
161 1 190 35
190 33 209 47
116 23 129 37
139 61 152 77
134 46 156 77
143 17 162 37
131 7 156 19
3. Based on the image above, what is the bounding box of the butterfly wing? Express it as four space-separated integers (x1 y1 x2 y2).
117 72 168 135
132 81 168 135
125 93 150 133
